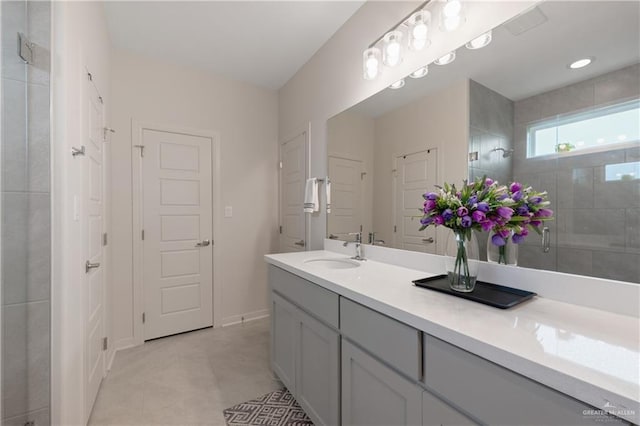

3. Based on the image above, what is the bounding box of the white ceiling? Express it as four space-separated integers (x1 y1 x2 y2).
350 1 640 118
104 1 365 90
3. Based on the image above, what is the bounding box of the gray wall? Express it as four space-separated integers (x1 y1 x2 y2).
468 80 514 260
512 64 640 283
1 1 51 424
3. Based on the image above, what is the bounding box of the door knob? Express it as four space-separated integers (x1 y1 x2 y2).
85 261 100 273
196 239 211 247
294 240 305 247
422 237 434 243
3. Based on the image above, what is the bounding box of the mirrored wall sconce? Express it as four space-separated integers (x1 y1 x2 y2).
434 51 456 65
465 30 492 50
389 79 406 89
410 65 429 79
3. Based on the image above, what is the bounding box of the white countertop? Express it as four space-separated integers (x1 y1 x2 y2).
265 250 640 423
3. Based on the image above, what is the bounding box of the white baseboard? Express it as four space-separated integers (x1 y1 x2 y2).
222 309 270 327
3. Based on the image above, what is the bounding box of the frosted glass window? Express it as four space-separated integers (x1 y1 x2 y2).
527 99 640 158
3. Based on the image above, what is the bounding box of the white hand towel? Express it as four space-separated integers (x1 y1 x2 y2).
326 179 332 214
304 178 319 213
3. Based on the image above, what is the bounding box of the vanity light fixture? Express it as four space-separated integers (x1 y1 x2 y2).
382 30 404 67
465 30 492 50
434 51 456 65
389 79 406 89
441 0 464 32
568 57 593 69
363 47 382 80
408 10 431 51
410 65 429 79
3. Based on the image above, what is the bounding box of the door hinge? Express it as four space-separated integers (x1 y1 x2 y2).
279 225 283 234
279 161 283 169
394 225 397 233
103 232 108 246
142 312 146 323
134 144 145 157
87 72 93 81
102 337 108 351
141 229 145 240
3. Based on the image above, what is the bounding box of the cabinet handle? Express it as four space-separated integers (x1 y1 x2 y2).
422 237 434 243
294 240 305 247
196 239 211 247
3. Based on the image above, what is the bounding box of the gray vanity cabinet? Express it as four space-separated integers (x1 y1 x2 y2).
270 267 340 426
271 292 297 392
342 339 422 426
422 391 476 426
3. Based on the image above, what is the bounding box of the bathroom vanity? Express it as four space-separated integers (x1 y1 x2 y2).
265 250 639 426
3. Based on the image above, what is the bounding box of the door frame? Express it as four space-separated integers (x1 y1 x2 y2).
278 123 310 252
131 120 221 346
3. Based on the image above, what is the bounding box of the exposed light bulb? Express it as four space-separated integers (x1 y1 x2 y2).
410 66 429 79
383 31 404 67
389 79 405 89
408 10 431 51
466 30 492 50
569 58 593 69
434 51 456 65
443 0 462 18
441 0 464 32
362 47 381 80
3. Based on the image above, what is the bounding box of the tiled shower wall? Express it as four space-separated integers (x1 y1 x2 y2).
512 64 640 283
468 79 514 260
1 1 52 424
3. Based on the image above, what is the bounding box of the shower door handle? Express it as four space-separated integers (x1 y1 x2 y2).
542 227 551 253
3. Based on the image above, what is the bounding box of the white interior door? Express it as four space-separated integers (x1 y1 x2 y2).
393 149 437 253
83 73 105 421
141 129 213 340
279 133 307 252
328 156 363 238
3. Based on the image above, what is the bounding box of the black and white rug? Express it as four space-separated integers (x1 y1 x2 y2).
223 388 314 426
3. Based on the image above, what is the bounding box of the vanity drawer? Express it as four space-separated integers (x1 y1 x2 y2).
340 297 421 380
269 265 339 328
423 334 625 425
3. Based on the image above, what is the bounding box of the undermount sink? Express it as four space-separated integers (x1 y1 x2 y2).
304 258 361 269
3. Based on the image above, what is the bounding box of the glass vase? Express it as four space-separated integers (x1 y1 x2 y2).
444 229 479 292
487 234 518 266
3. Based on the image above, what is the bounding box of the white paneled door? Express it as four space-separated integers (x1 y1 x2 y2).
328 156 363 237
141 130 213 340
280 132 307 252
83 72 105 422
393 149 438 253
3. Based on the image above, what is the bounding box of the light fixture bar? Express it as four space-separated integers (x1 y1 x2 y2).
368 0 433 49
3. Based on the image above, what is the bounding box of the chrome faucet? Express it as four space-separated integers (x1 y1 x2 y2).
368 232 385 246
343 232 365 261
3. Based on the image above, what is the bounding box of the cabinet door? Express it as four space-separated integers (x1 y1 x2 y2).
296 310 340 426
342 339 422 426
422 391 476 426
271 293 297 392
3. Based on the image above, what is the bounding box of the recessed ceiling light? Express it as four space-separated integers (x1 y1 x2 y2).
409 66 429 79
434 51 456 65
568 57 594 69
389 79 405 89
465 31 492 50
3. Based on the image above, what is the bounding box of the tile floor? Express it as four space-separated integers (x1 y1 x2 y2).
89 318 282 425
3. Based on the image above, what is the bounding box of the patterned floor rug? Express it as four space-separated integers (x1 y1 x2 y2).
223 388 314 426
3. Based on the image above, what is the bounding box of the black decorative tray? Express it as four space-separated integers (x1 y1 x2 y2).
412 275 536 309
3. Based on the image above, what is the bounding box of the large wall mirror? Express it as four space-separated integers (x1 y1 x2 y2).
327 1 640 283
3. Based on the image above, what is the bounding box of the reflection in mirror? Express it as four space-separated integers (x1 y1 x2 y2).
327 1 639 283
